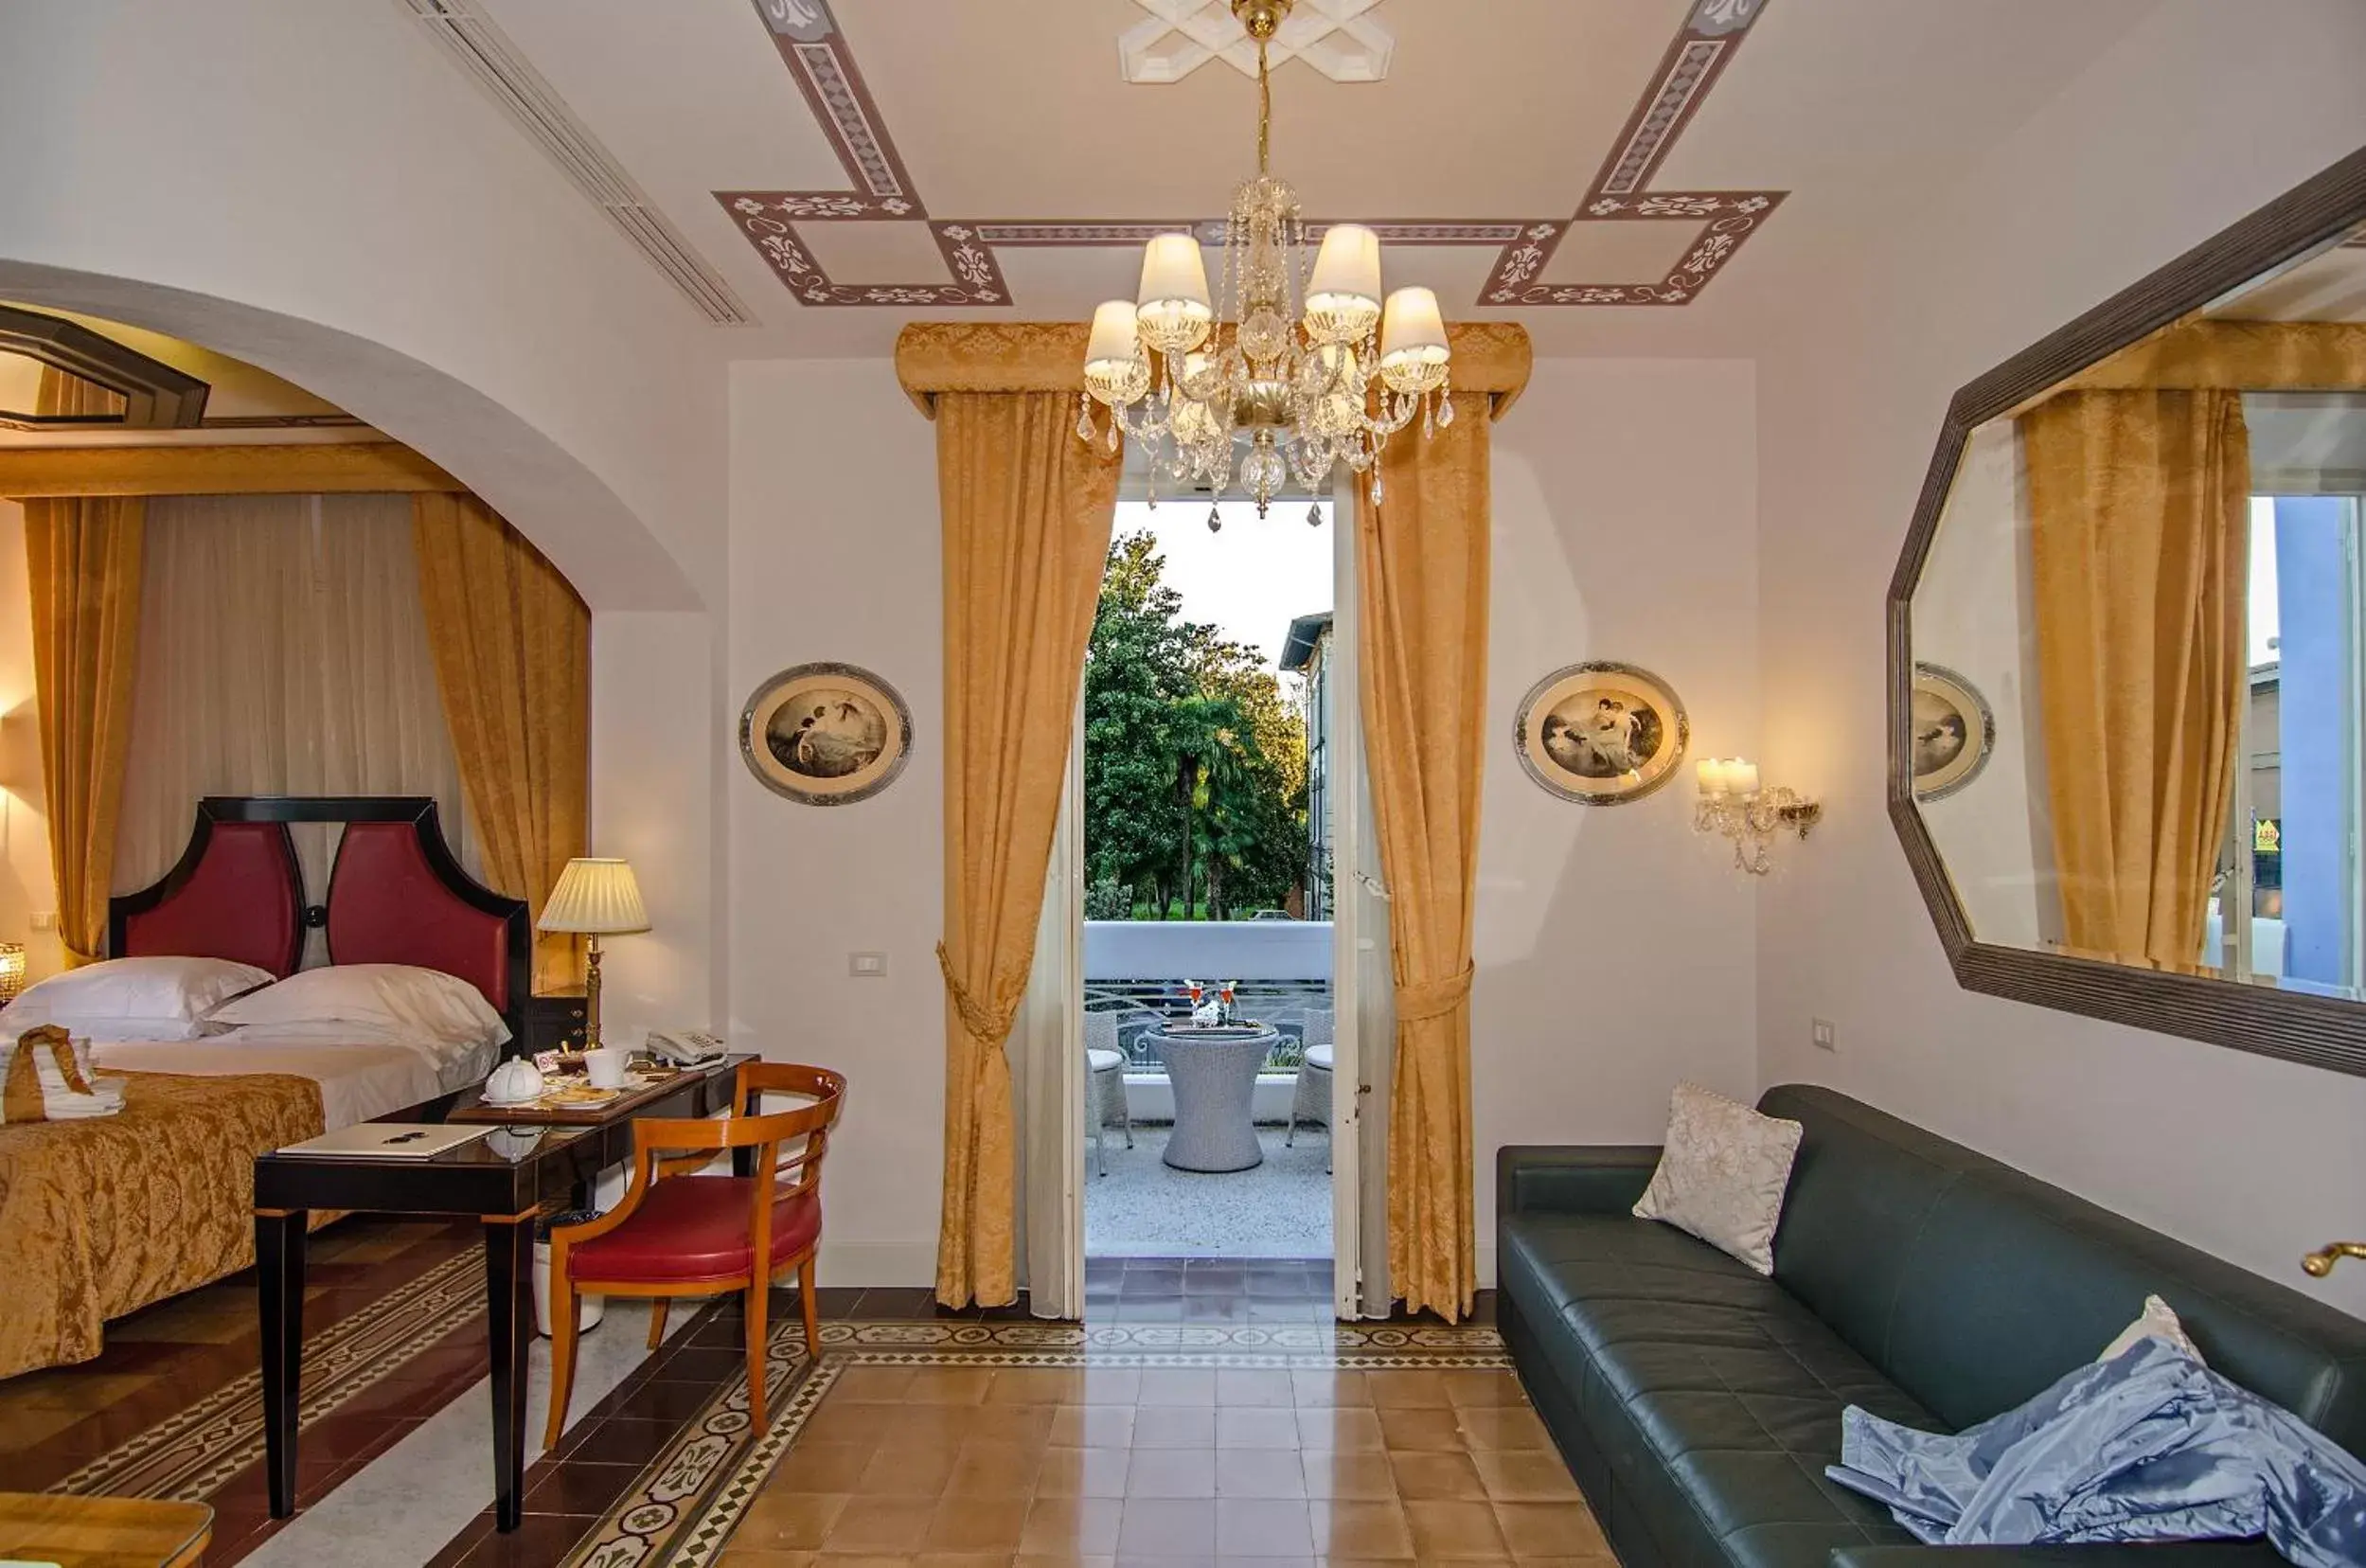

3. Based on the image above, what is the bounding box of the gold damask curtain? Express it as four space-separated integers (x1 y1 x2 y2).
23 368 144 966
412 492 591 992
929 388 1119 1310
2025 391 2248 969
2022 318 2366 969
1356 393 1493 1322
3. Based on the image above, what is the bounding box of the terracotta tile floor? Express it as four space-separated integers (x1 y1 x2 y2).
716 1360 1606 1567
11 1233 1539 1568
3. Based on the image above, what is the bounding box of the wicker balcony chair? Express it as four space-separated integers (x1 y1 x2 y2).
1083 1005 1136 1177
1285 1006 1335 1172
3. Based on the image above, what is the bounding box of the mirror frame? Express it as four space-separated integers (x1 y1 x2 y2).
1887 144 2366 1078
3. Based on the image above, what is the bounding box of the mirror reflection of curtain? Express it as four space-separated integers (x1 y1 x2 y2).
114 492 475 965
2023 390 2248 969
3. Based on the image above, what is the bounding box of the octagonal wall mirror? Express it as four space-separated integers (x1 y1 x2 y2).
1890 146 2366 1077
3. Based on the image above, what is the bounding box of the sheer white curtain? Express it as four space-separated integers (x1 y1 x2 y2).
115 493 476 958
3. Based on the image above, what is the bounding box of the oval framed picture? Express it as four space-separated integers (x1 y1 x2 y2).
1514 662 1689 805
739 663 913 806
1910 662 1994 801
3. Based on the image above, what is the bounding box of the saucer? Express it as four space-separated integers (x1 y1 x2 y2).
480 1093 545 1108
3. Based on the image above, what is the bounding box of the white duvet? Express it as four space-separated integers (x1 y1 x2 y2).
87 1022 496 1131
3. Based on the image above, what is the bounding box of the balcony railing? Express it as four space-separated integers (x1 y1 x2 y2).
1084 920 1332 1074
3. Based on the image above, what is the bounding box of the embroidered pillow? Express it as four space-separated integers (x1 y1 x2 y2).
1632 1082 1804 1275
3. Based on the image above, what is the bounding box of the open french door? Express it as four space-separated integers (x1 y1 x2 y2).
1329 469 1392 1318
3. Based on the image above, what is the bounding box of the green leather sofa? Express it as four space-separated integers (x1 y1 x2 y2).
1496 1084 2366 1568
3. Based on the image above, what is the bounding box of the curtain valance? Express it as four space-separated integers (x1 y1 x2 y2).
893 321 1535 421
2040 319 2366 399
0 443 460 500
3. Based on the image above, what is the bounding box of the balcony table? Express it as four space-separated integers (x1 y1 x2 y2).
1147 1022 1277 1172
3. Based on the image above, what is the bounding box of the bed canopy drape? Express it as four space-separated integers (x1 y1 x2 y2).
2 418 587 988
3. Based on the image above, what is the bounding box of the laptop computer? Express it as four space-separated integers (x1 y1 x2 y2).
276 1122 493 1160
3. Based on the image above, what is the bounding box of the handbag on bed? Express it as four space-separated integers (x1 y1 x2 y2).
1 1025 126 1123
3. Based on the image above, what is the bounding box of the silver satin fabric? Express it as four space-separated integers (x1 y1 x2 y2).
1826 1336 2366 1566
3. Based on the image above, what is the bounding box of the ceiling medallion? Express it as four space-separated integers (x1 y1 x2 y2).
1077 0 1450 519
1118 0 1391 85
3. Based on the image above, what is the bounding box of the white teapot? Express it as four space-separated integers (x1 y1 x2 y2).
485 1058 545 1105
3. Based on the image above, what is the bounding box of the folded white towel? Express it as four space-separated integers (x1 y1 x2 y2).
2 1028 127 1122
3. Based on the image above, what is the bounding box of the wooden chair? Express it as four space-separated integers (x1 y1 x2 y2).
543 1061 846 1445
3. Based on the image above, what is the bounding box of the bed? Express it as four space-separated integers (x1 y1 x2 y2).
0 795 528 1378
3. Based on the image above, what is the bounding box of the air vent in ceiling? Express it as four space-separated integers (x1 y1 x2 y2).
397 0 757 327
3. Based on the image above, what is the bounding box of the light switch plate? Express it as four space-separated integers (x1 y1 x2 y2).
29 910 54 932
848 952 888 978
1810 1018 1837 1052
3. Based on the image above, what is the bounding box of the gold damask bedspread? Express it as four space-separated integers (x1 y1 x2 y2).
0 1070 324 1378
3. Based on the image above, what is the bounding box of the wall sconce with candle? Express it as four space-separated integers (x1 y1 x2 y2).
1694 758 1822 875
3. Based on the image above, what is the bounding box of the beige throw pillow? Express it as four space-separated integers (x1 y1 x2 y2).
1632 1083 1805 1276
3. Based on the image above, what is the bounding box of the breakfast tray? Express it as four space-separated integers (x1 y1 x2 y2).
449 1061 730 1126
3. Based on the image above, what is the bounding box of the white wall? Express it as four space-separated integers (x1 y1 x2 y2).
1755 0 2366 1318
0 0 724 613
1475 360 1760 1286
727 359 946 1286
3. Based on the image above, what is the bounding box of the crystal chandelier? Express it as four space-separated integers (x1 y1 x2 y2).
1076 0 1452 522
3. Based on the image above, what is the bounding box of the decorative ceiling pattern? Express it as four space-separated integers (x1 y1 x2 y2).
1119 0 1393 85
718 0 1786 310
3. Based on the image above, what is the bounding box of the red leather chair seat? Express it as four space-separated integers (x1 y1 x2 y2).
569 1176 821 1284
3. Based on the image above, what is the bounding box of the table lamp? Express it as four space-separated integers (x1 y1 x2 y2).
537 858 649 1049
0 941 24 1006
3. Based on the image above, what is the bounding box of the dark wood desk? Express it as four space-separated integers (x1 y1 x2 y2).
251 1055 754 1532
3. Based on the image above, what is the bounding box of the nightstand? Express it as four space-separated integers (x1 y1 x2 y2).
525 991 588 1055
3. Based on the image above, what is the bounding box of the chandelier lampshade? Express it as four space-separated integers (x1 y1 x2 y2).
1136 234 1215 354
1379 286 1450 391
1076 0 1452 515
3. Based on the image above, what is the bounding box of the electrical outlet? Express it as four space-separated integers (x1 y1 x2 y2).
848 952 888 979
1810 1018 1837 1052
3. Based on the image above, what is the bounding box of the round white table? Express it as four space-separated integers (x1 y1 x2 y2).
1148 1022 1278 1172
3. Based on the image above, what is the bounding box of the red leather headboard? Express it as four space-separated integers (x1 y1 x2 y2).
117 820 304 976
109 798 532 1044
325 821 515 1015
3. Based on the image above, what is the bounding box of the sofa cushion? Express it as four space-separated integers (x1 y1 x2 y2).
1503 1212 1933 1568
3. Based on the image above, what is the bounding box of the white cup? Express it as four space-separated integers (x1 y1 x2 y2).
583 1047 628 1089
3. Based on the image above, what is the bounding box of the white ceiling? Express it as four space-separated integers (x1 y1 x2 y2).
455 0 2158 358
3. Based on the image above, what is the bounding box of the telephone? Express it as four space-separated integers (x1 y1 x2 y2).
645 1027 727 1066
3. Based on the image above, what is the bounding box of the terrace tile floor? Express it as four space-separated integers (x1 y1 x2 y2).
1085 1126 1332 1259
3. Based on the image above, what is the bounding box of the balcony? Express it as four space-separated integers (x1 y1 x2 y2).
1082 919 1333 1260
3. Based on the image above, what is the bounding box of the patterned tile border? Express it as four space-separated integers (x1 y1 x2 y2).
48 1247 486 1503
718 0 1787 308
562 1316 1510 1568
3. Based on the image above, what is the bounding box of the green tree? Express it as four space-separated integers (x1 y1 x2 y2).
1082 530 1311 919
1083 533 1196 914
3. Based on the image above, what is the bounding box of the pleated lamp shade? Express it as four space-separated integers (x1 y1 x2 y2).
537 858 650 935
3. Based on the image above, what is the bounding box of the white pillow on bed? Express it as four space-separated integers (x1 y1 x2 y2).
9 954 273 1032
208 963 510 1047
